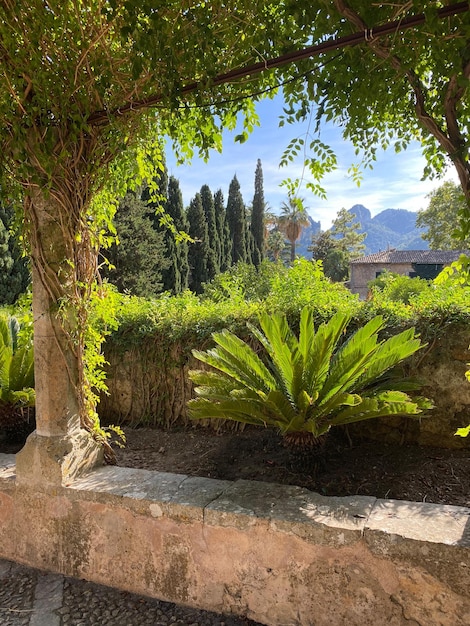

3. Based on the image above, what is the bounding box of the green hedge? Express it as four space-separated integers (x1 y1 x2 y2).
100 262 470 431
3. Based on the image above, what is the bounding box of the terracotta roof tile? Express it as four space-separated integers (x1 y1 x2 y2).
350 250 469 264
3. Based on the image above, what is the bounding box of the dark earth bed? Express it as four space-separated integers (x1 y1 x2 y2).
112 426 470 508
2 424 468 507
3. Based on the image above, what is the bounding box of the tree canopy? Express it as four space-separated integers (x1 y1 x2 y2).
280 2 470 220
1 1 469 473
416 181 470 250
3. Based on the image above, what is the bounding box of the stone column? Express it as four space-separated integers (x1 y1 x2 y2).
15 190 103 487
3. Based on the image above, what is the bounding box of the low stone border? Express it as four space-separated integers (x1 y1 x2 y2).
0 454 469 625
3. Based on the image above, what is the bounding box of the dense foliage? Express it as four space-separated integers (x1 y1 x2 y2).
111 260 359 347
108 258 470 350
0 312 35 437
0 203 30 305
416 181 470 250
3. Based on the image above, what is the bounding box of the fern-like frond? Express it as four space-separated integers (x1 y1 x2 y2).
192 331 276 394
188 397 271 426
302 311 350 397
352 329 423 391
319 316 385 403
329 390 430 426
248 314 300 402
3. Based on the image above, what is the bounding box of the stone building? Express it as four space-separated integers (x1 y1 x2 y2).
350 249 467 299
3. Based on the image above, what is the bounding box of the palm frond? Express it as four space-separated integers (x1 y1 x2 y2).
302 311 350 396
192 331 276 394
189 307 431 439
249 314 300 402
329 391 431 426
319 316 385 403
352 329 423 390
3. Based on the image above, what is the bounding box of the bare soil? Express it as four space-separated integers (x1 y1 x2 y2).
2 422 468 507
113 426 470 508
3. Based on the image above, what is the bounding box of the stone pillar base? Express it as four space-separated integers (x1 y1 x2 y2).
15 429 104 488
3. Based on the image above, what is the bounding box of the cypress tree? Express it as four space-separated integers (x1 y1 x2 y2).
0 203 29 305
226 175 247 264
250 159 265 266
142 161 190 294
187 193 210 294
200 184 219 279
214 189 231 272
103 189 169 297
164 176 189 293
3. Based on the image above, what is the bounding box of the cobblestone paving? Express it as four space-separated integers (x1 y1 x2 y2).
0 560 263 626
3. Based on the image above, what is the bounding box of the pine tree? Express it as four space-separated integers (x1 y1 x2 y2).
187 193 210 294
103 189 169 297
214 189 231 272
331 208 367 259
0 203 29 305
250 159 265 266
200 185 219 280
226 175 247 264
164 176 189 293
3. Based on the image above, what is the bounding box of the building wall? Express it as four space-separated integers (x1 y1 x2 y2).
350 262 414 299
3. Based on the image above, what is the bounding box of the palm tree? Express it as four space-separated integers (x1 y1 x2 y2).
278 196 310 262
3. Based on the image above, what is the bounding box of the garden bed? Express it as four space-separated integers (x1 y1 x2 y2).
2 424 468 507
113 426 470 508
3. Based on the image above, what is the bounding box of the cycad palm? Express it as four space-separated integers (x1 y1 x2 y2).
188 308 431 445
0 314 35 431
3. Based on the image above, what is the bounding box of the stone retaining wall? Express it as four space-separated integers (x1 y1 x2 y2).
100 325 470 448
1 453 469 625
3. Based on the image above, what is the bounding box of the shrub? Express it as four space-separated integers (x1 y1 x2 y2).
369 273 432 305
189 307 432 450
0 312 35 440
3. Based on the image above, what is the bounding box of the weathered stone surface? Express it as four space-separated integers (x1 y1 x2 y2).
204 478 376 546
366 498 470 546
1 464 469 625
73 468 232 522
15 429 103 488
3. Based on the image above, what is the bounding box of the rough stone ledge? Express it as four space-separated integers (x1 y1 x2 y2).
2 456 469 549
1 456 470 624
69 462 470 550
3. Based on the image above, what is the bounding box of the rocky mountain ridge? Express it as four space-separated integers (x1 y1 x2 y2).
296 204 427 257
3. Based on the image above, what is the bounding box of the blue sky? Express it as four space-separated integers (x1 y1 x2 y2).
165 94 459 230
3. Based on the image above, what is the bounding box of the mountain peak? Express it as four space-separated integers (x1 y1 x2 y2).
348 204 371 223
